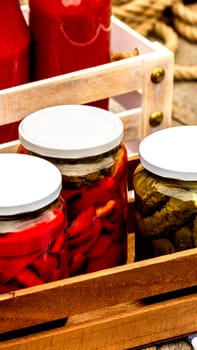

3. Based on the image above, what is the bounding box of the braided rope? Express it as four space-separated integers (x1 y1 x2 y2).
174 65 197 80
112 0 197 81
154 22 179 52
174 17 197 41
172 2 197 24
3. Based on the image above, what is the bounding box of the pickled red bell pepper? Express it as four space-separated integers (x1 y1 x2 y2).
0 199 68 292
69 253 86 276
86 242 124 273
0 211 65 257
50 230 66 253
30 253 58 282
86 235 112 260
0 250 45 284
70 218 102 255
96 200 116 217
69 215 101 247
68 206 96 237
67 177 116 217
16 267 43 288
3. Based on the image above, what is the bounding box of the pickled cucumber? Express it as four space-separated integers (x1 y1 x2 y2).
135 197 197 237
173 225 193 250
152 238 175 256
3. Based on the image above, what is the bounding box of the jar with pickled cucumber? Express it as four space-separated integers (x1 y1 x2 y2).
18 105 128 276
133 126 197 260
0 154 67 293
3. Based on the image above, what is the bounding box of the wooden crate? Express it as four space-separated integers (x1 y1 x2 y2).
1 12 194 350
1 144 197 350
0 7 174 153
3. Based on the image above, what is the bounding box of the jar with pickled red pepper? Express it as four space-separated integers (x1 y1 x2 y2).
29 0 112 109
18 104 128 276
133 126 197 261
0 153 68 293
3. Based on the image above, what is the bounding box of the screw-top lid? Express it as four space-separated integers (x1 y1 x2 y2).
139 126 197 181
19 105 124 159
0 153 62 216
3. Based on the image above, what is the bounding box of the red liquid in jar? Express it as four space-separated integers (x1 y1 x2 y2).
29 0 111 109
0 1 30 143
18 144 128 276
0 198 68 293
63 145 128 276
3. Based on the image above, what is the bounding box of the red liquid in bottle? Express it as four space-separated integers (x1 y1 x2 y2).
29 0 112 109
0 1 30 143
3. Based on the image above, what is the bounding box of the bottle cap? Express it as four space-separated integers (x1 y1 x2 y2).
0 153 62 215
139 126 197 181
19 105 124 159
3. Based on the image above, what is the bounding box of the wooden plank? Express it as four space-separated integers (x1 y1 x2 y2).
0 47 143 127
1 293 197 350
1 242 197 334
0 140 19 153
141 43 174 137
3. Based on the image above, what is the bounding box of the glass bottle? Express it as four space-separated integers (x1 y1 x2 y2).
0 153 68 293
0 0 30 143
28 0 112 109
18 104 128 276
133 126 197 260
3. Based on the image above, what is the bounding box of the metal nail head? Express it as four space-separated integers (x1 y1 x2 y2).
151 68 165 84
149 111 163 127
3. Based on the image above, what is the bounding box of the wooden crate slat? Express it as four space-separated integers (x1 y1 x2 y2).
141 43 174 137
1 293 197 350
1 240 197 334
0 57 144 126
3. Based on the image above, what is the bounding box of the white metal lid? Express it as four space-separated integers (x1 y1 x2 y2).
139 126 197 181
0 153 62 216
19 105 124 159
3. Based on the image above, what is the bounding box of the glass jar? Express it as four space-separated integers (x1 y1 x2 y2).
29 0 112 109
133 126 197 261
18 104 128 276
0 153 67 293
0 0 30 143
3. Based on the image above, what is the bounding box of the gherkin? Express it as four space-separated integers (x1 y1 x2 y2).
133 165 169 216
135 197 197 237
152 238 175 256
173 225 193 250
